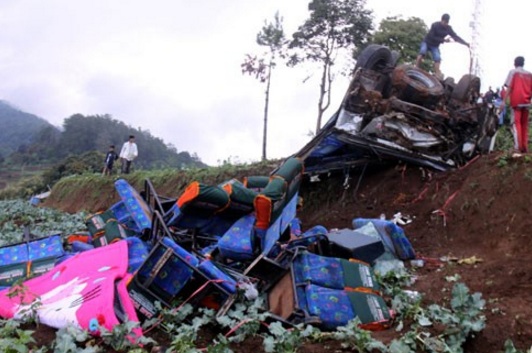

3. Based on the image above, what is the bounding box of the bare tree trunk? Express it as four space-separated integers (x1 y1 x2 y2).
262 63 272 161
316 58 333 134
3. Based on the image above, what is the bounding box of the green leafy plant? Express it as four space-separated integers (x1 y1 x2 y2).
216 298 269 343
6 281 42 326
502 339 532 353
52 325 99 353
0 319 44 353
262 322 317 353
332 318 387 352
163 307 217 353
497 154 510 168
0 199 86 246
425 283 486 353
205 334 234 353
99 320 154 352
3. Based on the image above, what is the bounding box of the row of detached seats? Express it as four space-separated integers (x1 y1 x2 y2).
163 157 304 261
268 250 393 330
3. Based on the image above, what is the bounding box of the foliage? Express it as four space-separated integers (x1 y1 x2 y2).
332 318 387 352
263 322 317 353
205 334 233 353
0 174 48 200
52 325 99 353
502 339 532 353
494 126 517 152
0 319 43 353
370 16 428 68
6 281 42 326
154 305 227 353
99 321 154 352
40 151 105 189
425 283 486 352
384 282 486 353
0 199 86 246
374 260 413 296
216 298 269 343
242 12 287 161
288 0 373 133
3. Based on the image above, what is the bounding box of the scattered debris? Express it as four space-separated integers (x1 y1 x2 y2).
458 256 484 265
0 157 419 336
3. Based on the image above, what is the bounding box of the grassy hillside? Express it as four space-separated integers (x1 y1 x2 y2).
43 161 279 213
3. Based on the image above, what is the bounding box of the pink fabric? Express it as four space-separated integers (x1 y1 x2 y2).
0 240 141 336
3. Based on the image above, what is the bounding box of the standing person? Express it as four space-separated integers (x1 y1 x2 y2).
119 135 138 174
504 56 532 153
484 86 495 103
500 85 518 150
415 13 470 78
102 145 118 176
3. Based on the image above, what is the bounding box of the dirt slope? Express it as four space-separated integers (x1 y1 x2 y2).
41 152 531 351
298 152 532 351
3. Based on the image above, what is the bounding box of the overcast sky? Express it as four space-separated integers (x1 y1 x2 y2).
0 0 523 165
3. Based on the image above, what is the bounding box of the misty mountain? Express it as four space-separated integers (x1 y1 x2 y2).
0 101 206 169
0 100 55 158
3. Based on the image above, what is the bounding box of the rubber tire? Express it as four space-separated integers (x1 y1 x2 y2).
451 74 481 103
443 77 456 89
392 64 445 108
390 50 401 67
355 44 393 72
443 77 456 102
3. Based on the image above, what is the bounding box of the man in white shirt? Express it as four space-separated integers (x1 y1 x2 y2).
119 135 138 174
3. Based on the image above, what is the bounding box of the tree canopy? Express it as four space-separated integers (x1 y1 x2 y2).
288 0 373 133
370 16 428 67
57 114 205 169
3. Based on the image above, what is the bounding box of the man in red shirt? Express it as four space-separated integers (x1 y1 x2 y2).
505 56 532 153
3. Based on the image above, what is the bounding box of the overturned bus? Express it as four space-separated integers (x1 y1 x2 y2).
297 44 498 173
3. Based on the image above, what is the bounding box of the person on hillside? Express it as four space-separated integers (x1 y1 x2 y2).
119 135 138 174
102 145 118 176
504 56 532 154
415 13 470 78
497 85 518 149
484 86 495 103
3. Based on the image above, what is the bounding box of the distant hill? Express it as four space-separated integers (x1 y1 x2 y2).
0 102 207 169
0 100 55 158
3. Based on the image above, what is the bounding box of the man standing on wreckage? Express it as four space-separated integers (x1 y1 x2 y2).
415 13 470 78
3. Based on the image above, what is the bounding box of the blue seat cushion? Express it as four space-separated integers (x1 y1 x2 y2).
352 218 415 260
137 237 198 297
293 252 379 292
304 284 355 330
217 214 255 261
126 237 151 273
197 260 237 294
302 284 391 330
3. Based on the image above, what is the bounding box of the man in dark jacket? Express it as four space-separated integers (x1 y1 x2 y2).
415 14 469 77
